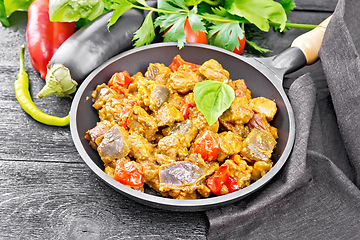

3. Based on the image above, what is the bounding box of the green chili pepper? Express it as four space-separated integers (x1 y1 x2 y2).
14 45 70 127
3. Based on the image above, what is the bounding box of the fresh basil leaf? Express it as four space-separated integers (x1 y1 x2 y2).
194 80 235 126
225 0 287 32
133 11 155 48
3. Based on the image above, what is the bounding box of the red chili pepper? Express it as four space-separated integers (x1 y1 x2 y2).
26 0 75 79
179 93 195 120
169 55 200 72
206 165 240 195
114 160 143 187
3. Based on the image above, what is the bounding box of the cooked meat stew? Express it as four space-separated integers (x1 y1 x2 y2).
85 55 278 199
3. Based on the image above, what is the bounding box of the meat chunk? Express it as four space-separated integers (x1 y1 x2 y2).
232 79 252 100
128 134 155 166
98 98 139 130
156 132 188 160
249 97 277 121
127 106 158 142
251 160 273 181
220 121 250 138
155 102 184 127
188 107 219 133
85 122 110 150
217 131 243 162
162 120 198 148
247 113 278 139
97 125 131 164
167 65 201 94
240 128 277 161
145 63 171 85
199 59 229 83
219 97 254 125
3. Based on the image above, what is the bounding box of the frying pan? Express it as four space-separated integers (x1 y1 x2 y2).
70 17 331 211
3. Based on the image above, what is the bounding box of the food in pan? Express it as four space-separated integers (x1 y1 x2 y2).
85 55 278 199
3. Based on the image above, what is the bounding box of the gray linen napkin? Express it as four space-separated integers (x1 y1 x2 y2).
206 0 360 239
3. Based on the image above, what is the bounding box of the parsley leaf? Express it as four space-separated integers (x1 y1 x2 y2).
108 0 133 27
133 11 155 48
279 0 296 13
155 13 187 48
208 22 244 51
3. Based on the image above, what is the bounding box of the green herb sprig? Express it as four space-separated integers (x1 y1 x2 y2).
104 0 317 52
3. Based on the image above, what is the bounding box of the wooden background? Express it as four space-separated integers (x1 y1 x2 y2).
0 1 334 239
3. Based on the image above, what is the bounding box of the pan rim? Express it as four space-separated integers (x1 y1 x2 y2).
70 42 295 211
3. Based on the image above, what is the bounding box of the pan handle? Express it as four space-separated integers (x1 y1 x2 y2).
269 15 332 77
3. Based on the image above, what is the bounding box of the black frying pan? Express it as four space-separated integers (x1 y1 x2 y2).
70 17 330 211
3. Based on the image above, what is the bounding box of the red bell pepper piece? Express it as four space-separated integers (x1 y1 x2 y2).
179 93 195 120
206 165 240 195
26 0 75 79
169 55 200 72
108 71 132 94
114 160 143 187
110 98 139 130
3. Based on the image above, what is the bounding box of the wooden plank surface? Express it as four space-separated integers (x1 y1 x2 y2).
0 3 335 239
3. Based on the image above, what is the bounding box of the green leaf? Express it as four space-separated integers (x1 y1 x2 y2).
225 0 287 32
49 0 105 22
3 0 33 17
208 21 244 51
188 5 206 33
155 13 187 48
133 11 155 48
245 39 272 53
184 0 203 6
108 0 133 27
193 80 235 126
279 0 296 13
135 0 148 7
0 0 10 27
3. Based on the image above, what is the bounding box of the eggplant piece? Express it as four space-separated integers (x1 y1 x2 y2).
97 125 131 164
37 7 151 98
159 161 205 186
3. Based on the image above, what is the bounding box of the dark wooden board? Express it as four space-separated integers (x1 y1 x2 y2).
0 4 335 239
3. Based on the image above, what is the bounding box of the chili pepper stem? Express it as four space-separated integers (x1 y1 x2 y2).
15 45 70 126
37 64 78 98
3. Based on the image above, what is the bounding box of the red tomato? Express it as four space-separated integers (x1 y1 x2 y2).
206 165 240 195
114 160 143 187
232 34 246 55
206 165 229 195
164 18 207 44
184 18 207 44
193 130 219 161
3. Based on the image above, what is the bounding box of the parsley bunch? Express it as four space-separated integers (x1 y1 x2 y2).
107 0 317 53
